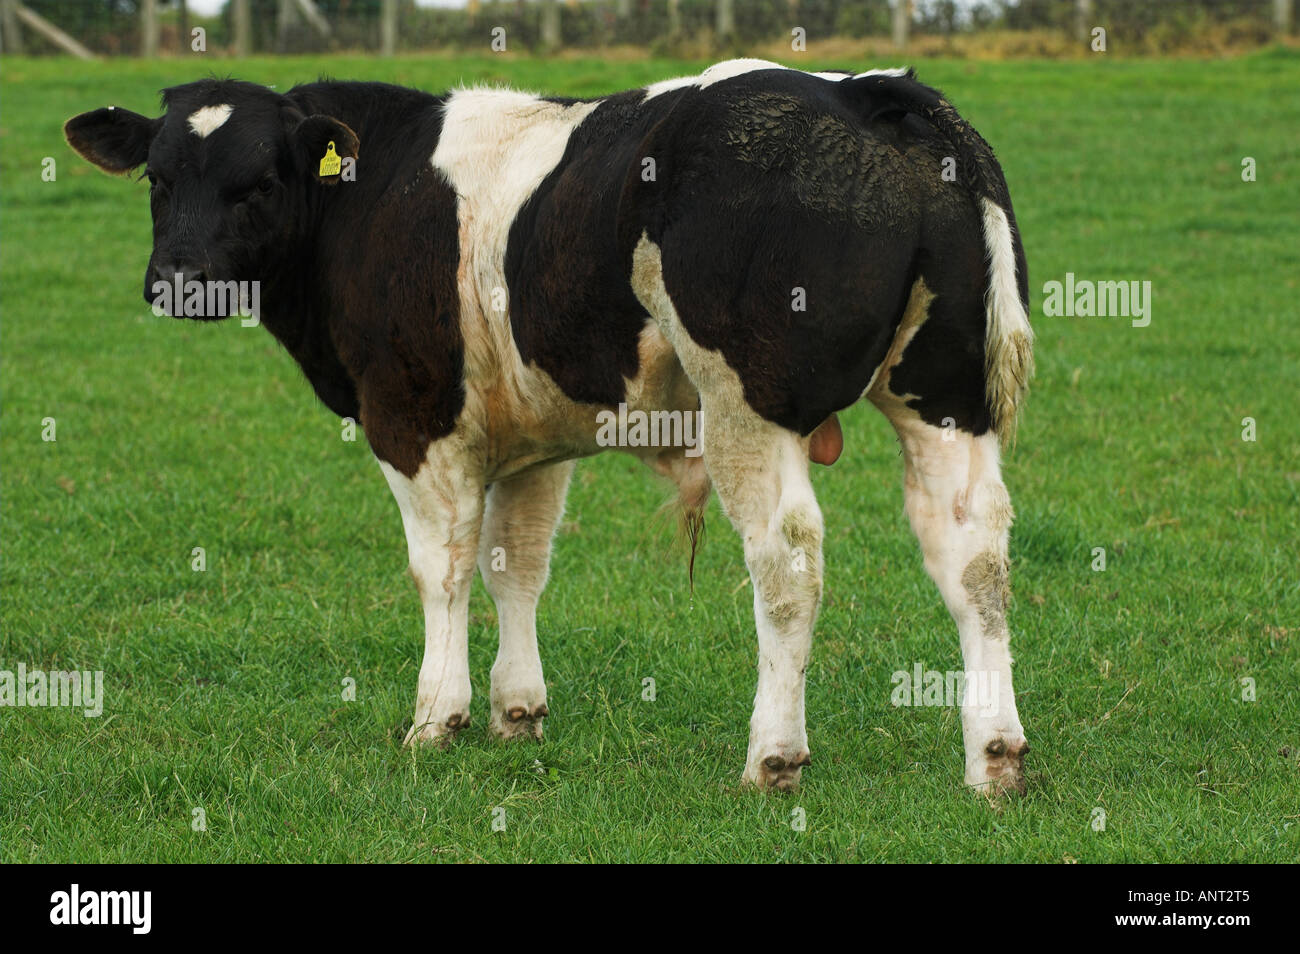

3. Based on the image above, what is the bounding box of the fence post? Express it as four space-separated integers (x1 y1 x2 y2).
276 0 296 51
381 0 397 54
140 0 158 57
1276 0 1294 35
231 0 250 54
1 0 22 55
715 0 734 40
540 0 560 51
1075 0 1093 44
892 0 909 49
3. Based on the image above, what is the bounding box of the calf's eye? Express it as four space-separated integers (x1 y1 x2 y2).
257 176 275 195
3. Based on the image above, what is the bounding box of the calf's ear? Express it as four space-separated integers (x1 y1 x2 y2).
64 107 162 175
291 115 360 184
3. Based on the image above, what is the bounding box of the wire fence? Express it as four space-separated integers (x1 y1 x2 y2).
1 0 1295 58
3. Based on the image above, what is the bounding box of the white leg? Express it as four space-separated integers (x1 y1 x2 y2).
378 447 484 747
631 234 820 791
694 398 821 790
723 425 822 792
477 461 574 740
891 416 1028 793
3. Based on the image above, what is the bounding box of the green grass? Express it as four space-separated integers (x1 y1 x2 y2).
2 50 1298 863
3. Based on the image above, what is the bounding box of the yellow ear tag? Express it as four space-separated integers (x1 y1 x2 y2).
319 141 342 177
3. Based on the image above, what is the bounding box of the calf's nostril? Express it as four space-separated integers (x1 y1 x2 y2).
169 260 209 285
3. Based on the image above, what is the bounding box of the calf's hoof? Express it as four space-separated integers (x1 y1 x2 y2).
743 751 812 792
490 702 548 741
967 737 1029 797
403 710 471 748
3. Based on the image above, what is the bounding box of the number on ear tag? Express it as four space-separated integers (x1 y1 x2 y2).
319 141 342 177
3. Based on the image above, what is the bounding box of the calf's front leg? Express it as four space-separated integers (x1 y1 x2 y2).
477 461 574 740
378 449 484 746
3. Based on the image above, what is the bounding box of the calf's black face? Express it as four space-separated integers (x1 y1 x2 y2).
64 80 358 318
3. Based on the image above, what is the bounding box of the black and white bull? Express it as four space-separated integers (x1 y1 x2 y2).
65 58 1034 794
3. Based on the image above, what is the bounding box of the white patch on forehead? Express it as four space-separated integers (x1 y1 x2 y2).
187 103 234 138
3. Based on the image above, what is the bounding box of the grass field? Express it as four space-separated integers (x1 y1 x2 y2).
2 50 1298 863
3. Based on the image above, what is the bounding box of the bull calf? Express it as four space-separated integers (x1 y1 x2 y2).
66 59 1033 794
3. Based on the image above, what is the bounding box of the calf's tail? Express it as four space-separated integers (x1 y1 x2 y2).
843 70 1034 445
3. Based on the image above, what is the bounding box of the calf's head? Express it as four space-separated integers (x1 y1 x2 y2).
65 79 358 318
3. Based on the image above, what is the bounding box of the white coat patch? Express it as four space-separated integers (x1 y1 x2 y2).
187 104 233 138
643 60 911 101
853 67 911 79
698 58 789 87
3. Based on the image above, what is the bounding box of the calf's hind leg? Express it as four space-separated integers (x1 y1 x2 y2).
633 234 823 791
711 420 823 791
885 413 1029 794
